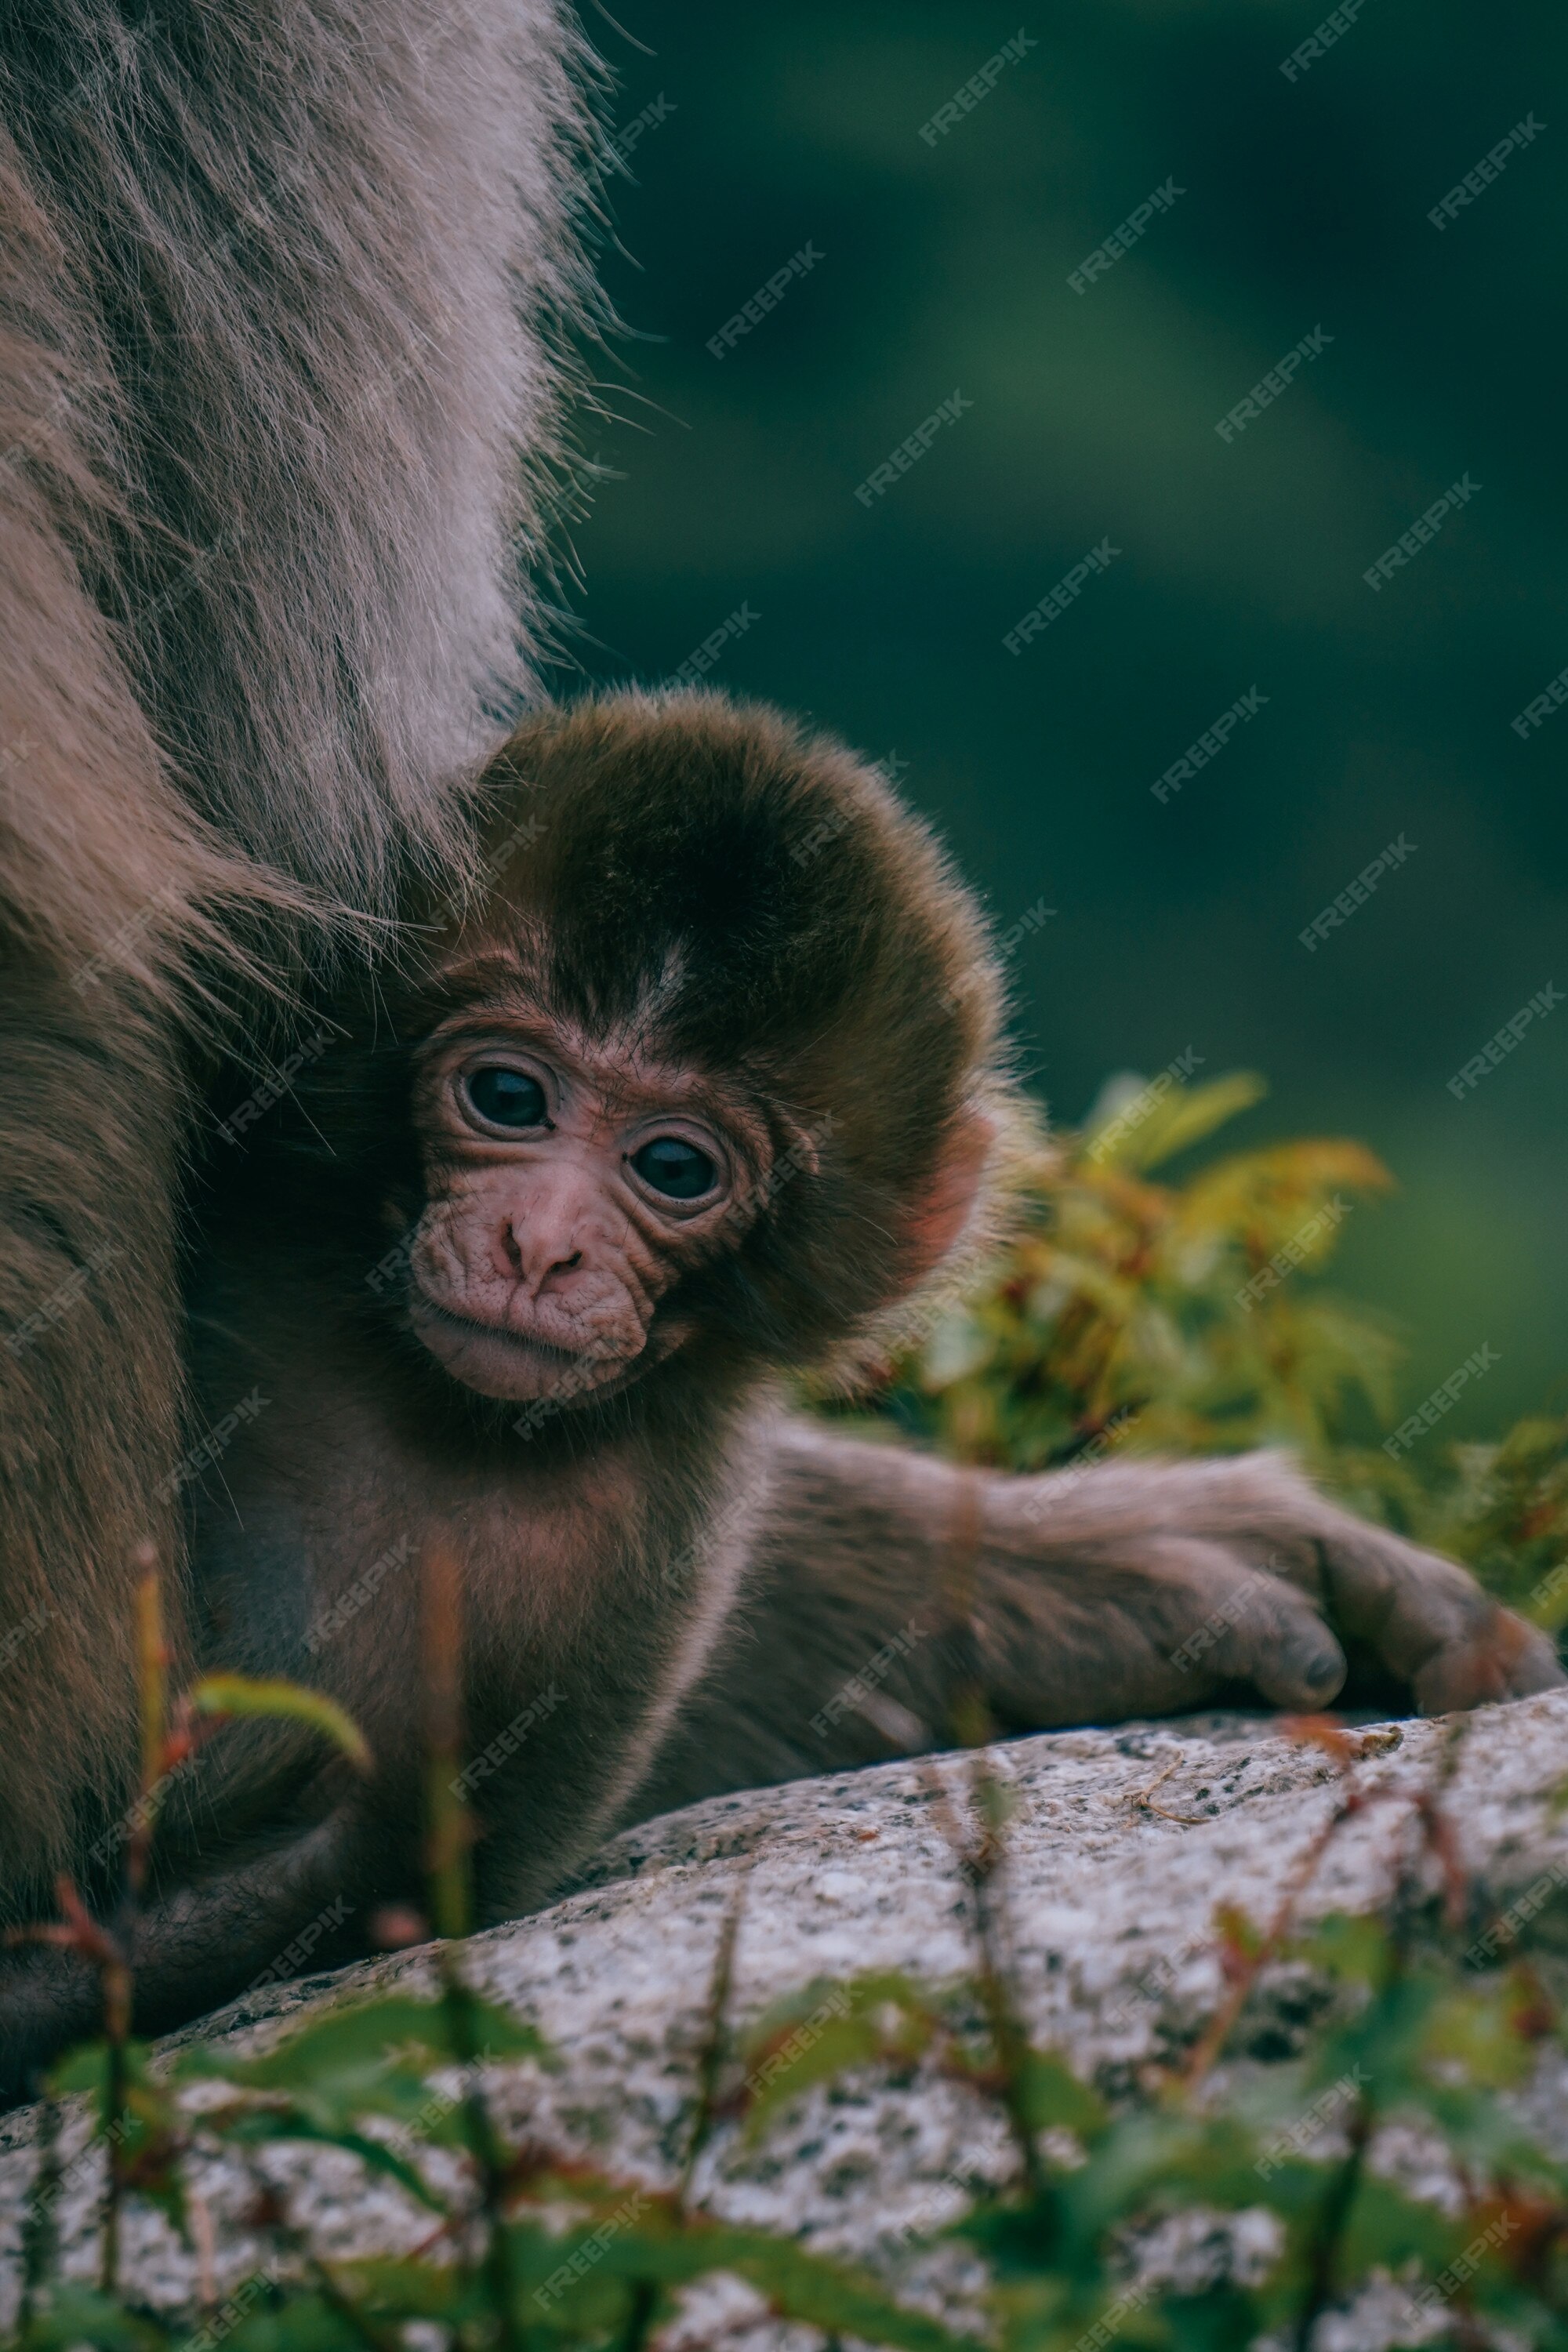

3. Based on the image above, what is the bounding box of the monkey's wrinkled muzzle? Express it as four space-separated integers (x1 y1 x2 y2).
406 1185 663 1401
407 1290 642 1403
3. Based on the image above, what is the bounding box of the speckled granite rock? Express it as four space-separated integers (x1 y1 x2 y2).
3 1691 1566 2343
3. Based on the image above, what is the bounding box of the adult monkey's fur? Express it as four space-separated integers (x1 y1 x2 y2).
0 0 604 1912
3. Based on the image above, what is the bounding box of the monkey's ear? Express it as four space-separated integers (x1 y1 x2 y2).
893 1109 996 1298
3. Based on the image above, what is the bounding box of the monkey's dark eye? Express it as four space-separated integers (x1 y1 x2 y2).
631 1137 717 1200
465 1067 548 1128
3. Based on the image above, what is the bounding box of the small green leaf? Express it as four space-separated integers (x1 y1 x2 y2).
176 1991 546 2149
1337 2172 1472 2278
741 1972 942 2136
48 2036 158 2102
1014 2051 1105 2138
222 2110 445 2207
19 2284 163 2348
528 2212 982 2352
1127 1071 1270 1172
179 1993 441 2082
1424 1984 1539 2089
1294 1910 1394 1990
212 2288 363 2351
188 1674 372 1770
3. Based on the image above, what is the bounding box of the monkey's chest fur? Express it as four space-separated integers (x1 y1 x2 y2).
181 1313 759 1924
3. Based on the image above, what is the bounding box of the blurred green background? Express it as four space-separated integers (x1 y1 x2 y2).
561 0 1568 1435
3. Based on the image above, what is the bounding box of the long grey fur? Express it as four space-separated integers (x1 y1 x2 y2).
2 0 607 920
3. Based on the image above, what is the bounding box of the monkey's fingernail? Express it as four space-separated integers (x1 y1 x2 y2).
1288 1639 1344 1698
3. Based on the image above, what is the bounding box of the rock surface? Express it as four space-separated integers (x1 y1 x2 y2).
3 1691 1567 2339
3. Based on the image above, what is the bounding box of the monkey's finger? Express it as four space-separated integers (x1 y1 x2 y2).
1189 1555 1348 1710
1100 1453 1566 1711
1410 1606 1563 1715
1303 1505 1566 1705
1088 1535 1348 1712
967 1529 1345 1725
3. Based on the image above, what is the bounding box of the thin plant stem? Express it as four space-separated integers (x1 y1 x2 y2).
618 1875 750 2352
100 1548 165 2292
679 1871 748 2210
924 1754 1043 2203
1290 2097 1374 2352
18 2094 60 2334
238 2152 397 2352
1176 1724 1421 2100
422 1540 523 2352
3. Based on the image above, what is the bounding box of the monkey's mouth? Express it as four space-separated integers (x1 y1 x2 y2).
408 1293 639 1404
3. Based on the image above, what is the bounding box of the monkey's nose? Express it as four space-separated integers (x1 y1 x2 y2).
495 1213 585 1290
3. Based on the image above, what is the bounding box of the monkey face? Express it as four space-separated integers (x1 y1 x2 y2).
403 1004 770 1403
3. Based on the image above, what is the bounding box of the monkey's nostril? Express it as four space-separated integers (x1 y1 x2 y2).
551 1250 584 1276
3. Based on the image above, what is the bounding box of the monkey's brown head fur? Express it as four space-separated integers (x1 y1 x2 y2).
385 689 1008 1409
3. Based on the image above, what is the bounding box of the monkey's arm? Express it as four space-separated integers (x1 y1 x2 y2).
0 1810 372 2108
627 1419 1562 1820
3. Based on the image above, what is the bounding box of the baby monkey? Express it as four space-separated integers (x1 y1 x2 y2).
0 688 1007 2075
1 688 1553 2092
